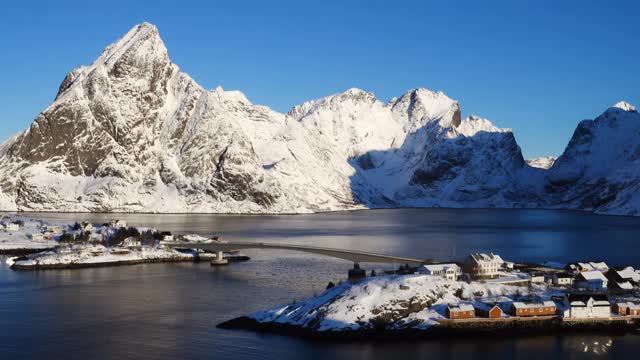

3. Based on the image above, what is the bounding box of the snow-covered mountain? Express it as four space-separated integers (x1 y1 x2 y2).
527 157 556 169
0 23 637 215
546 102 640 215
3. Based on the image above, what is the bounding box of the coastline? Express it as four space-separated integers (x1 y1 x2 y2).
8 254 251 271
218 316 640 342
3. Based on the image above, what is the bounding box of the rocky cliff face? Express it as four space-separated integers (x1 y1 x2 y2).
0 23 638 215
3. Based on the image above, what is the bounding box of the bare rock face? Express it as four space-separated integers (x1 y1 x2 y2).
0 23 639 215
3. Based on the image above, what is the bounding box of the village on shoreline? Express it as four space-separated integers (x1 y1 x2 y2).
0 215 248 270
2 214 640 339
224 253 640 339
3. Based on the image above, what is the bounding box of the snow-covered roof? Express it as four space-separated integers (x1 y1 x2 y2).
594 300 611 306
590 262 609 271
469 253 504 264
449 304 474 312
579 271 608 282
570 299 610 307
473 302 501 311
618 302 640 310
578 262 593 271
617 281 634 290
512 301 555 309
422 263 461 272
617 267 640 282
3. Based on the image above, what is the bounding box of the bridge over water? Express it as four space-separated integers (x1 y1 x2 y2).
166 242 427 275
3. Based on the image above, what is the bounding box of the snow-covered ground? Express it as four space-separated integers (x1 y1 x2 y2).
8 244 190 267
249 274 551 332
0 216 65 251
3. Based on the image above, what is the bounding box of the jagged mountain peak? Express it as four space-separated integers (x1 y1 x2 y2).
456 115 508 137
527 156 556 170
95 22 167 67
55 22 171 102
611 101 637 112
390 88 461 132
286 88 380 122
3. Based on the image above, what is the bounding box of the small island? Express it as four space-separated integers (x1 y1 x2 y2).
220 255 640 340
0 216 248 270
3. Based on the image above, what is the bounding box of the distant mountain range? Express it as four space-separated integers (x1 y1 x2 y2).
1 23 638 216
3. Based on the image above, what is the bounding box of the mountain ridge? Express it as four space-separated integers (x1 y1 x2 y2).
0 22 638 216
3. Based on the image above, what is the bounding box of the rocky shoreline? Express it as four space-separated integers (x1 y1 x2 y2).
218 316 640 341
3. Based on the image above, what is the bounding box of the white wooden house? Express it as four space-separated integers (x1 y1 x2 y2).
530 274 545 283
121 237 142 248
563 294 610 319
6 223 20 231
552 273 574 286
575 271 608 291
31 233 44 241
418 264 461 281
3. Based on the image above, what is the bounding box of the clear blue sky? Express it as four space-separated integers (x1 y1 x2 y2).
1 0 638 158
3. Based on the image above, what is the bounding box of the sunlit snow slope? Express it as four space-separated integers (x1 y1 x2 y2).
0 23 638 215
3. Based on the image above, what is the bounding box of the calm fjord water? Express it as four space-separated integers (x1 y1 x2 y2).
1 209 640 359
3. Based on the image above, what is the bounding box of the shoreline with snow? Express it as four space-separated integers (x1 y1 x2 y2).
219 274 640 341
0 215 249 270
9 250 249 271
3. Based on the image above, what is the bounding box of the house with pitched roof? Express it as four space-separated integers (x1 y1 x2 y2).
607 267 640 291
510 301 556 317
446 304 475 319
564 294 611 318
552 272 575 286
575 271 609 291
418 263 461 281
463 253 504 278
613 302 640 316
